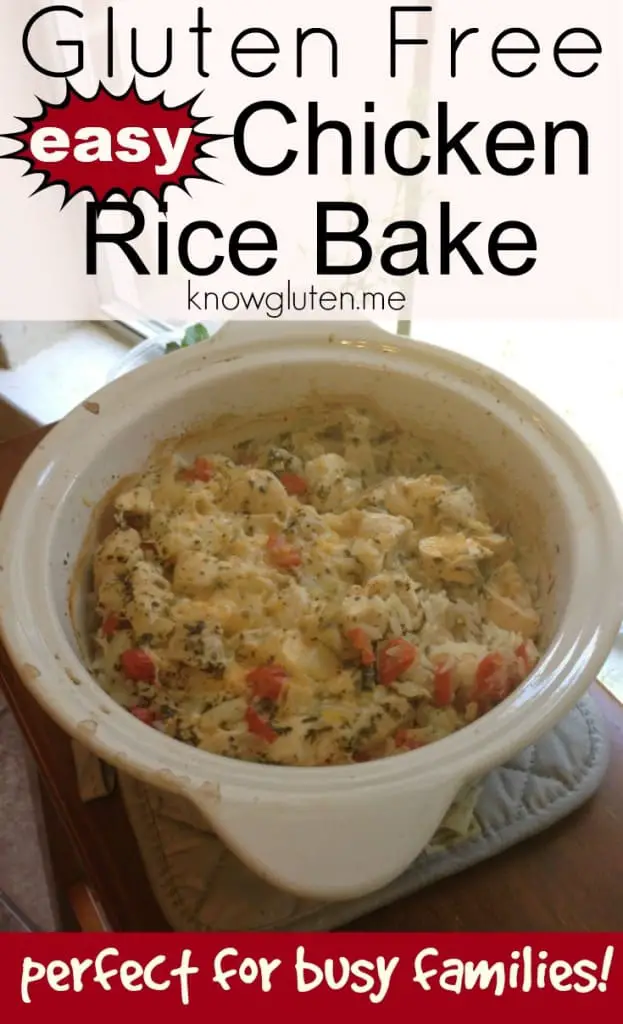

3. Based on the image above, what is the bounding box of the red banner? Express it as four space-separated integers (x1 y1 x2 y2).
0 933 619 1020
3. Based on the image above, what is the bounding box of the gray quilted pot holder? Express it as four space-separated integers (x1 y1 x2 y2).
112 694 607 931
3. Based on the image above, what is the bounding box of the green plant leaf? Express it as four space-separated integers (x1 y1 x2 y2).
181 323 210 347
164 323 211 354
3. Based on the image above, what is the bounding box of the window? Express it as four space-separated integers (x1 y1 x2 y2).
71 2 441 339
32 2 623 503
26 2 168 340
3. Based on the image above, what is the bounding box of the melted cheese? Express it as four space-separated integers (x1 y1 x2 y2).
89 405 542 766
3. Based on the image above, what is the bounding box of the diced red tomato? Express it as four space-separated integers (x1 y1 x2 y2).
120 648 156 683
266 533 302 569
244 706 278 744
474 652 509 702
130 706 157 725
101 613 119 638
394 729 423 750
475 652 505 691
378 637 418 686
346 627 376 667
179 456 214 483
246 664 288 701
433 664 454 707
279 473 308 497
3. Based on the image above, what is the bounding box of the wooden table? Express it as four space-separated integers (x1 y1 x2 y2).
1 427 623 932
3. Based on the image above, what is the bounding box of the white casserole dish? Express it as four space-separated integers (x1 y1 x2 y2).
0 319 622 901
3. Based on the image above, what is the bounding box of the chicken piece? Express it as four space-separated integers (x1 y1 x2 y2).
340 589 392 640
365 571 423 626
418 533 493 585
199 593 251 635
166 618 226 671
173 550 220 596
262 446 304 477
155 454 230 506
289 504 325 541
93 528 143 588
341 413 374 474
360 509 411 540
487 560 532 601
358 511 411 568
305 453 362 511
233 628 274 664
304 531 360 583
328 508 410 544
114 486 154 518
222 561 278 595
366 571 417 603
195 577 300 637
126 561 174 638
349 537 389 575
198 698 247 732
230 519 284 558
278 632 341 682
171 598 219 624
485 561 540 639
320 669 358 699
486 593 540 639
156 511 238 561
264 582 312 629
224 468 290 516
370 475 450 521
474 531 514 563
340 572 423 639
304 450 348 485
278 679 315 716
325 509 411 575
96 575 127 616
436 486 481 525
